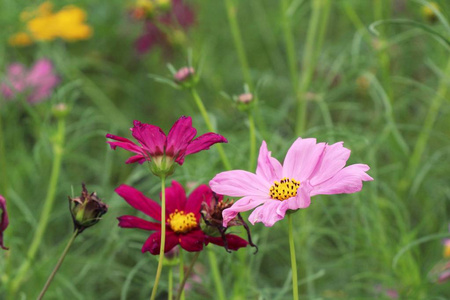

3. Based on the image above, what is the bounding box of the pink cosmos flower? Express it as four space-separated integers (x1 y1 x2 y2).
0 59 59 104
210 138 373 227
106 116 227 166
116 181 248 254
0 195 9 250
134 0 195 54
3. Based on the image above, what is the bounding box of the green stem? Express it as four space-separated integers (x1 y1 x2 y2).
295 0 329 136
150 175 167 300
189 88 232 171
168 267 173 300
37 228 79 300
281 0 299 93
179 249 185 300
248 113 256 171
207 248 226 300
176 251 200 300
288 214 299 300
9 116 66 296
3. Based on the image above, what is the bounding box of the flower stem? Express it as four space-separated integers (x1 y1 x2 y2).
179 249 185 300
168 267 173 300
189 88 232 171
248 113 256 172
207 248 226 300
288 214 299 300
150 175 167 300
37 228 79 300
176 251 200 300
9 116 66 297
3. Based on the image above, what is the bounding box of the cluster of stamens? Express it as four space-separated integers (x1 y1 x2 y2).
167 209 197 234
269 177 300 201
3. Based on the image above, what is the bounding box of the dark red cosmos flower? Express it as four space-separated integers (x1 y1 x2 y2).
116 181 248 254
135 0 195 54
106 116 227 174
0 195 9 250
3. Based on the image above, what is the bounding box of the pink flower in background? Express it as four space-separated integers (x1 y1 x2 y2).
134 0 195 54
106 116 227 165
210 138 373 227
0 59 59 104
0 195 9 250
116 181 248 254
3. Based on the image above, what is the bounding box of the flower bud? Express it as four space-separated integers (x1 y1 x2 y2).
52 103 69 119
237 93 253 104
174 67 197 88
69 183 108 234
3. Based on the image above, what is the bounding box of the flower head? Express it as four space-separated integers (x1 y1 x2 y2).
106 116 227 176
1 59 59 104
0 195 9 250
69 183 108 234
210 138 373 227
116 181 249 254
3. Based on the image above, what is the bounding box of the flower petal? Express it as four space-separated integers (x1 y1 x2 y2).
179 229 205 252
222 196 267 227
256 141 282 182
210 170 269 198
206 234 248 251
125 154 146 164
276 183 313 217
282 138 326 182
142 231 179 254
311 164 373 196
166 116 197 164
185 184 212 221
117 215 160 231
0 195 9 250
248 200 286 227
115 184 161 221
131 120 166 156
165 181 187 214
106 133 143 154
309 142 351 186
182 132 228 164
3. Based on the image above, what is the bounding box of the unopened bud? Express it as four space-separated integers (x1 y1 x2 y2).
52 103 69 118
237 93 253 104
174 67 195 82
69 183 108 234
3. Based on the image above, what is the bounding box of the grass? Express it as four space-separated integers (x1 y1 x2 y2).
1 0 450 298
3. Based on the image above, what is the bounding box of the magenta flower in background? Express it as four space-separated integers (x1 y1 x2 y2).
106 116 227 166
0 59 59 104
116 181 248 254
1 195 9 250
210 138 373 227
135 0 195 54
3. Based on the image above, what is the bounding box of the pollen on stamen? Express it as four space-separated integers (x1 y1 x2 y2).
269 177 300 201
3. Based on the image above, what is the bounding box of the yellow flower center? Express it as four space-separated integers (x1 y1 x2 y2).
168 209 197 234
269 177 300 201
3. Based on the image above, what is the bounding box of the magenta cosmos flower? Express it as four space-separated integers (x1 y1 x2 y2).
106 116 227 174
116 181 248 254
0 59 59 104
1 195 9 250
210 138 373 227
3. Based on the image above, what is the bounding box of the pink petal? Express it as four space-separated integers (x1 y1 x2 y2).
206 234 248 251
117 215 161 231
165 181 187 214
210 170 269 198
135 21 166 55
309 142 351 186
142 231 179 254
182 132 227 164
255 141 282 182
115 185 161 221
179 229 205 252
106 134 143 154
166 116 196 163
185 184 212 221
276 183 313 217
282 138 326 182
222 196 267 227
26 59 59 103
0 195 9 250
311 164 373 196
248 200 286 227
125 154 146 164
131 120 166 156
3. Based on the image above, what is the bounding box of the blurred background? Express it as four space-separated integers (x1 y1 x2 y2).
0 0 449 298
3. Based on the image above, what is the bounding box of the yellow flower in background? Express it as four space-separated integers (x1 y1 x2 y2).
9 1 92 47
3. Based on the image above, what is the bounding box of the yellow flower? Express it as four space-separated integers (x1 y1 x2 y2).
8 32 33 46
9 2 92 47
